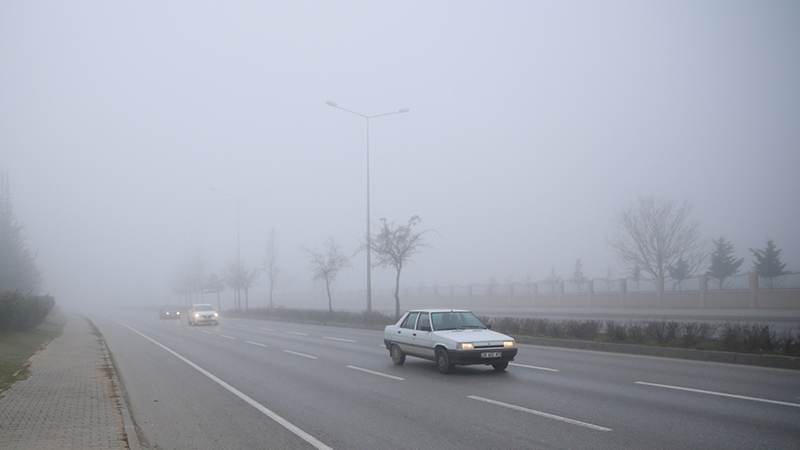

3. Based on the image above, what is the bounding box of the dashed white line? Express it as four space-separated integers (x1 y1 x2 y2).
120 324 332 450
287 331 309 336
323 336 357 343
378 344 387 349
467 395 612 432
219 334 236 340
635 381 800 409
260 327 276 332
283 350 318 360
346 365 404 381
244 340 268 348
509 363 560 372
200 330 212 334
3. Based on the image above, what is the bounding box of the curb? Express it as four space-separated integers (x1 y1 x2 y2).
84 317 143 450
515 335 800 370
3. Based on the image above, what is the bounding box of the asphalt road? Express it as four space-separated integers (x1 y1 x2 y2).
93 313 800 449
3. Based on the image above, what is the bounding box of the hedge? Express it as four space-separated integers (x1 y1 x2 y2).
481 316 800 357
0 291 55 331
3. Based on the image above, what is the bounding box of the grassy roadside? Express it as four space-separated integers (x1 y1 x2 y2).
0 309 65 393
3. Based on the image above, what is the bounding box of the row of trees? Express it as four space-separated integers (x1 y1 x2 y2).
611 196 790 290
304 215 427 318
173 215 428 319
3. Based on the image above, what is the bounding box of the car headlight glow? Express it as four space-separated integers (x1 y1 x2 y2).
213 312 218 318
194 313 200 318
176 312 180 315
458 342 474 350
503 340 515 348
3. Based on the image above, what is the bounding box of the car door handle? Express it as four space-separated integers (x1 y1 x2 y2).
412 333 417 336
397 331 401 334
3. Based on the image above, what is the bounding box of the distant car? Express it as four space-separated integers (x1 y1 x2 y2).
384 309 517 374
159 307 181 320
187 303 219 326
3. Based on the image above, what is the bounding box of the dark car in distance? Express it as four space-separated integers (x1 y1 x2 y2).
159 307 181 320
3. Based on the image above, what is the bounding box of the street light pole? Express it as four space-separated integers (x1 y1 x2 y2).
326 101 409 313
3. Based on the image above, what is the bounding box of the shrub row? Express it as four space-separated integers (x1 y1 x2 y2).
481 316 800 357
0 291 55 331
228 306 396 327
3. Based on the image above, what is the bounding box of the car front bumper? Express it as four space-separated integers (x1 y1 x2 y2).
191 317 218 324
447 348 518 365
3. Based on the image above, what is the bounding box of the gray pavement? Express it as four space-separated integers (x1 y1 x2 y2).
0 314 132 450
92 312 800 449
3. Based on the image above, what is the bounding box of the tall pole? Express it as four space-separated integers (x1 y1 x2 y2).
365 118 372 313
325 101 409 314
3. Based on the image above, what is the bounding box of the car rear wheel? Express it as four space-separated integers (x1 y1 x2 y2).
436 348 453 374
390 344 406 365
492 361 508 371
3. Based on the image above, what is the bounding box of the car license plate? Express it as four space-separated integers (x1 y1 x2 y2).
481 351 502 358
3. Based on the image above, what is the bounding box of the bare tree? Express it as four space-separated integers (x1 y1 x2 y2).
611 196 703 293
224 260 257 311
263 228 279 309
306 237 349 312
370 215 427 319
203 273 225 311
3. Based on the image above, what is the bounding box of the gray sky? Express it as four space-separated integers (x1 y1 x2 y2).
2 1 798 308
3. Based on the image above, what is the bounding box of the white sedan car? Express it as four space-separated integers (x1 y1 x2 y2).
187 303 219 326
384 309 517 374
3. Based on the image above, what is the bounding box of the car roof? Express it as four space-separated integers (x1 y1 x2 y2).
406 309 471 313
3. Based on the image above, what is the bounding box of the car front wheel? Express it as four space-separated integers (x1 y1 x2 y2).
436 348 453 374
492 361 509 372
390 344 406 365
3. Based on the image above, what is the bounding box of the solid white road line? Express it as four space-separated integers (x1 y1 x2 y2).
287 331 309 336
120 324 332 450
635 381 800 408
244 340 268 348
467 395 612 432
346 365 404 381
509 363 560 372
220 334 236 340
323 336 357 343
283 350 318 360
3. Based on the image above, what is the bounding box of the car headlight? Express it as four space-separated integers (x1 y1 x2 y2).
457 342 474 350
503 340 515 348
213 312 218 318
194 313 200 318
176 312 180 315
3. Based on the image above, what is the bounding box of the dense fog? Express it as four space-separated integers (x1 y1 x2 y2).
1 1 798 311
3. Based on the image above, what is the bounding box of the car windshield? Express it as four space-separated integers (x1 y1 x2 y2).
194 305 214 311
431 312 486 331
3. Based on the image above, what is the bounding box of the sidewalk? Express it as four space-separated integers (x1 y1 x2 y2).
0 314 135 449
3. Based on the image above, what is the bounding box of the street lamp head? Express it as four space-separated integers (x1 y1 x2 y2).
397 108 410 113
325 100 339 108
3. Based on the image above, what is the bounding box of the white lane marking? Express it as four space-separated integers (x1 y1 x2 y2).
120 324 332 450
200 330 212 334
346 365 404 381
220 334 236 340
287 331 309 336
378 344 387 349
283 350 318 360
635 381 800 409
244 340 268 348
261 327 276 332
509 363 560 372
468 395 612 432
323 336 357 343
